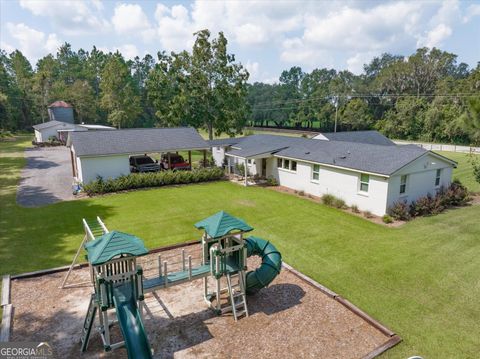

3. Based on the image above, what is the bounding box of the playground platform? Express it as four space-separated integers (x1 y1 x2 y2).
8 244 399 358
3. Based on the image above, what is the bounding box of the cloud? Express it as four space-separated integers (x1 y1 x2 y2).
6 23 61 62
0 41 16 54
98 44 141 60
154 4 196 52
244 60 259 81
112 4 150 34
416 23 452 48
19 0 109 35
463 3 480 23
346 52 377 74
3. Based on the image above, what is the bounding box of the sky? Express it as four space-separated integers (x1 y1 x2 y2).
1 0 479 83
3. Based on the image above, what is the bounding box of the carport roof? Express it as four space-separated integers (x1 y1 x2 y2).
70 127 209 157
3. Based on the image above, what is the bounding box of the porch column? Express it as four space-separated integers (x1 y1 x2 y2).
70 150 76 177
167 152 171 169
244 158 248 187
203 150 207 167
188 150 192 167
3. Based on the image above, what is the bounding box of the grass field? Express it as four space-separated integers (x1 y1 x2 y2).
1 136 480 358
438 150 480 193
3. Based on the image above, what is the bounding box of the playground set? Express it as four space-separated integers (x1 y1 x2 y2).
60 211 282 358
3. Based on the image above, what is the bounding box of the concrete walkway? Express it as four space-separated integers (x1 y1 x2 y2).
17 146 75 207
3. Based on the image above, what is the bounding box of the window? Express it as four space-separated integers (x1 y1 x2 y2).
400 175 407 194
247 159 253 165
312 164 320 181
435 169 441 186
360 174 369 193
278 157 296 172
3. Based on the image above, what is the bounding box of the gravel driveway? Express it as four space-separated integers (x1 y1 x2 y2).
17 146 75 207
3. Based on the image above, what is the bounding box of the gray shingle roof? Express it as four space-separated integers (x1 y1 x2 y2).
208 138 244 147
71 127 209 157
225 134 434 176
321 130 396 146
32 120 73 130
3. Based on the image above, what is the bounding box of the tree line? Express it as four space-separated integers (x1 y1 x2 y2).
0 30 248 140
249 49 480 145
1 30 479 144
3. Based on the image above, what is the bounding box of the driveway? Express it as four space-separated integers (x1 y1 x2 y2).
17 146 75 207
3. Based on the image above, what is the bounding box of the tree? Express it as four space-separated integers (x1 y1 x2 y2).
340 99 373 131
147 30 249 139
100 53 141 128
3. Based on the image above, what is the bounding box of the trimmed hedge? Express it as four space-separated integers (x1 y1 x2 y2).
83 167 225 195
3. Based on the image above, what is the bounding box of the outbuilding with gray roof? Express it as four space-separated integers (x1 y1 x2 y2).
68 127 210 184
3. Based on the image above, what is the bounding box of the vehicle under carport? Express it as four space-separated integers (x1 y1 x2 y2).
68 127 210 184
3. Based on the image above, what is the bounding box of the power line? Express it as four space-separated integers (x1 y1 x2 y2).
251 93 478 110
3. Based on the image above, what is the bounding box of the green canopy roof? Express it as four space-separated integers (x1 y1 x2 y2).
194 211 253 239
84 230 149 265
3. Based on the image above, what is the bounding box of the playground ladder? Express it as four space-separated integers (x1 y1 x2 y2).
225 271 248 321
60 217 109 289
80 294 97 352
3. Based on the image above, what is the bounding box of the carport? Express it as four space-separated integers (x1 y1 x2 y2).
68 127 210 184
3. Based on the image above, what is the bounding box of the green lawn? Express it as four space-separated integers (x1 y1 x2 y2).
438 150 480 193
1 137 480 358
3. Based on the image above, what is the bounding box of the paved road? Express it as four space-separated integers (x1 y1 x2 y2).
17 146 75 207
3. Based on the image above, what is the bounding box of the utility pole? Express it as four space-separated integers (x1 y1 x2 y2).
334 95 339 133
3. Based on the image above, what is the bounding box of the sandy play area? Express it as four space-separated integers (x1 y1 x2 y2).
9 244 398 358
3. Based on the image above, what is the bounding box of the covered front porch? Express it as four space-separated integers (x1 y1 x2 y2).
225 152 273 186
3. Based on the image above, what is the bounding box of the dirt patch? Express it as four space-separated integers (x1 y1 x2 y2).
10 245 394 358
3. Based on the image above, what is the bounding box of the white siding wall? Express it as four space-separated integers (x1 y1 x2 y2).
386 154 454 210
36 123 75 142
34 130 42 142
212 146 226 166
269 157 389 215
78 155 130 184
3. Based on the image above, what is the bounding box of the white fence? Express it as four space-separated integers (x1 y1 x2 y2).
394 140 480 154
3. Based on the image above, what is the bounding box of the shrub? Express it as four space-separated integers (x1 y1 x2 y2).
235 163 246 177
388 201 411 221
322 194 345 208
83 167 225 195
266 176 278 186
363 210 374 218
409 195 436 217
382 215 394 224
441 180 470 206
298 190 305 196
351 204 360 213
333 198 346 209
322 194 335 206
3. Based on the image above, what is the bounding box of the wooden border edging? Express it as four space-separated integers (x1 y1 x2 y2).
282 262 401 357
0 304 12 342
1 275 12 343
1 275 10 307
362 335 402 359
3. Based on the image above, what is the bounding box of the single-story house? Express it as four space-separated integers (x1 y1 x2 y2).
68 127 210 184
210 131 457 216
33 121 115 143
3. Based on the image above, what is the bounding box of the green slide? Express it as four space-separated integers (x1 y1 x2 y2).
112 283 153 359
245 236 282 294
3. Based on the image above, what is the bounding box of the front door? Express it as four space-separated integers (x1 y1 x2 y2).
261 158 267 177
